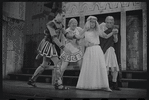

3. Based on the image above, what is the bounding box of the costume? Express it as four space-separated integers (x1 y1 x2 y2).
99 22 120 90
37 20 64 58
76 31 110 90
99 22 119 72
28 19 66 88
60 27 83 62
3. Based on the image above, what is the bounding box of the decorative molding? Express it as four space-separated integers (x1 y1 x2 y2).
64 2 142 18
65 2 79 17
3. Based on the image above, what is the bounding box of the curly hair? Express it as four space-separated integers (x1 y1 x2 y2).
68 18 78 27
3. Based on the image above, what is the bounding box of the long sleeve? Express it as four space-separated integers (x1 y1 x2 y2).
98 22 114 39
98 22 107 37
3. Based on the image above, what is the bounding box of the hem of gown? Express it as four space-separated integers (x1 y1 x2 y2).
76 87 110 90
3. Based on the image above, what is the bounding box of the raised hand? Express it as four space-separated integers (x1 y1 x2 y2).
112 28 118 35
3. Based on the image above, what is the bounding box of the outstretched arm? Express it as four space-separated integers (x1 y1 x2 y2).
102 31 114 39
98 23 114 39
74 27 85 39
78 28 86 36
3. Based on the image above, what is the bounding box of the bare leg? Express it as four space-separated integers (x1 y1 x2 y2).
77 59 83 69
111 67 120 90
112 70 118 82
51 57 69 90
50 56 61 85
28 56 51 87
60 61 69 77
102 67 112 92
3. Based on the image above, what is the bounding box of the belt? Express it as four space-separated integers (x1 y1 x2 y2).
87 43 100 47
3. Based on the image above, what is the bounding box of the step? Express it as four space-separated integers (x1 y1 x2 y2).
8 74 52 83
121 79 147 82
22 66 80 71
8 73 147 89
122 70 147 73
22 68 53 75
22 68 147 79
8 73 79 86
121 78 147 89
8 73 78 84
22 67 80 76
122 71 147 79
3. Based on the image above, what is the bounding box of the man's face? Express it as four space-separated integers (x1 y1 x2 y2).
105 19 114 28
56 13 65 23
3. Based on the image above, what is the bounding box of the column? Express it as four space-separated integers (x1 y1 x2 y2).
142 2 147 71
120 8 126 70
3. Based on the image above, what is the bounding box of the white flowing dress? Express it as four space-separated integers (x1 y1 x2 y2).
76 31 110 89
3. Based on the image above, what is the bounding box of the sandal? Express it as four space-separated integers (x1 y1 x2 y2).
27 80 37 87
54 83 69 90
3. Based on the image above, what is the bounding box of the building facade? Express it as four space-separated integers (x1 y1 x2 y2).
63 2 147 71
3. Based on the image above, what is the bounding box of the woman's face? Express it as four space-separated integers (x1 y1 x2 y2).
90 20 96 29
69 21 77 30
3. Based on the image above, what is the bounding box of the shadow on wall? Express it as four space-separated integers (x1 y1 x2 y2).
23 39 38 68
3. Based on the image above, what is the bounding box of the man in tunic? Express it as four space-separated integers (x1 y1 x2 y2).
99 16 120 90
27 8 70 90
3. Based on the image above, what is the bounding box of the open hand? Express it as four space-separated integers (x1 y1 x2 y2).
112 29 118 35
84 24 90 31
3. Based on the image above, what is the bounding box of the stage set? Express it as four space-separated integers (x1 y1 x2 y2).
2 2 147 99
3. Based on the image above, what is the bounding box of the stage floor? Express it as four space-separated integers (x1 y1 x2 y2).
2 80 147 99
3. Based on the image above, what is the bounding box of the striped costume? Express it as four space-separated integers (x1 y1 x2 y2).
37 20 64 58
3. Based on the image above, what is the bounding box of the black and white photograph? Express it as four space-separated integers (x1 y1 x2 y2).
2 2 147 99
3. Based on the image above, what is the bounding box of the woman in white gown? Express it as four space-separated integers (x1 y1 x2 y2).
76 16 113 92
